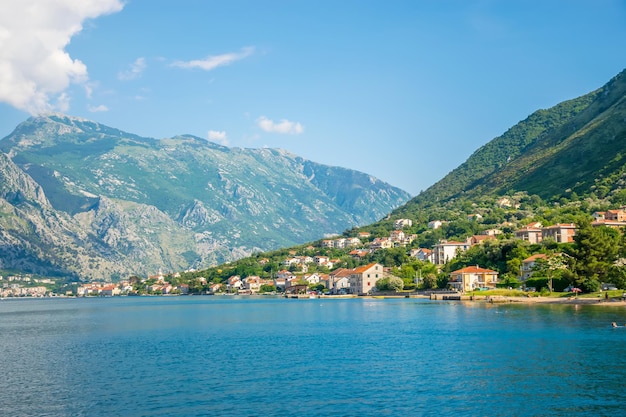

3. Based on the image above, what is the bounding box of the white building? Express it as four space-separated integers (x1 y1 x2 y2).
433 240 470 265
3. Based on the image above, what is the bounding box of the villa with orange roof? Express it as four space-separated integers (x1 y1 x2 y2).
448 266 499 292
520 254 548 280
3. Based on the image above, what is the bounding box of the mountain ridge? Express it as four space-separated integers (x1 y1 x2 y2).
394 68 626 218
0 114 410 279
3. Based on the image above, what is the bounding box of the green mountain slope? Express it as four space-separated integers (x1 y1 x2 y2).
397 68 626 216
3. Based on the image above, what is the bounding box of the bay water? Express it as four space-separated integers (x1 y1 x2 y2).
1 296 626 416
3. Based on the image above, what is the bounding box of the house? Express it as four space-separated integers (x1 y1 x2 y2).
273 277 286 290
284 276 304 290
321 239 335 248
227 275 243 292
520 254 548 280
467 213 483 222
99 284 121 296
358 232 371 239
349 249 371 259
282 257 300 266
428 220 443 229
209 283 222 293
314 255 330 266
448 266 499 292
605 209 626 222
297 256 314 264
467 235 495 245
318 274 331 289
389 230 406 243
592 220 626 229
149 284 164 293
432 240 470 265
303 273 321 285
276 270 295 280
542 223 576 243
329 268 353 294
369 237 393 250
243 276 262 292
349 263 383 294
77 284 98 296
394 218 413 229
334 238 348 249
592 211 606 221
515 226 543 244
497 197 513 208
403 234 418 245
410 248 434 263
481 229 502 236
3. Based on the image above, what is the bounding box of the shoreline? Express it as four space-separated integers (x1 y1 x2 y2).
464 295 626 306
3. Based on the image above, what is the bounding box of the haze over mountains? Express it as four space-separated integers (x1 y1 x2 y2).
0 115 410 279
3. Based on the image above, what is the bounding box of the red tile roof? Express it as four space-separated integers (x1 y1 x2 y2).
450 266 498 274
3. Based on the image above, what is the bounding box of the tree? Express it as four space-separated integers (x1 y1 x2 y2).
570 220 620 292
422 273 438 289
531 254 568 292
607 265 626 290
259 284 277 293
498 273 521 289
375 276 404 292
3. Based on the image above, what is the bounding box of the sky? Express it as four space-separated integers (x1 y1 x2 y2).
0 1 625 196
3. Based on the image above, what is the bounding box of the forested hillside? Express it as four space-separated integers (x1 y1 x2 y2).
402 68 626 212
173 68 626 295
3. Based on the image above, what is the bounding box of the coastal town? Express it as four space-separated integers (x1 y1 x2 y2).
5 206 626 300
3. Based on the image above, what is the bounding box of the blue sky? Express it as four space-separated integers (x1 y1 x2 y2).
0 0 625 195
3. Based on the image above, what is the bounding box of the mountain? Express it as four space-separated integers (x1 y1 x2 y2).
0 114 410 279
395 68 626 216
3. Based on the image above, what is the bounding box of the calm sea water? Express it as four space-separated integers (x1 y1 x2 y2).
1 296 626 417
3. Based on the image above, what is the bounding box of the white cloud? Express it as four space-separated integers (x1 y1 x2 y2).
0 0 123 115
87 104 108 112
118 57 146 81
208 130 229 146
172 47 254 71
257 116 304 135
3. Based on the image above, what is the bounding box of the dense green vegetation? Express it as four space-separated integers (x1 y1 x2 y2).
399 69 626 210
161 190 626 295
174 68 626 294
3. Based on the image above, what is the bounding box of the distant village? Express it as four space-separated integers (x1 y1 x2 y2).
0 274 54 298
4 207 625 298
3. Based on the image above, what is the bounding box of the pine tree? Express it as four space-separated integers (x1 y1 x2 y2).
571 218 619 292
